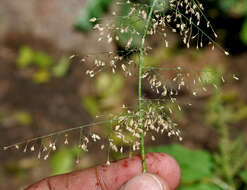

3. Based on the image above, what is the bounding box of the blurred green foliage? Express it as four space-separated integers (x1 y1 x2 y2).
204 88 247 189
240 170 247 183
200 66 222 87
15 111 32 126
95 72 124 97
50 147 83 176
179 184 221 190
240 19 247 45
207 0 247 45
205 92 247 126
16 46 71 83
75 0 113 31
148 142 247 190
82 72 124 116
17 46 53 69
0 110 32 127
32 52 53 69
114 2 145 49
148 144 221 190
148 144 215 184
83 96 101 116
17 46 33 69
33 69 51 84
212 0 247 14
142 47 173 67
4 159 37 179
4 162 27 178
52 57 71 78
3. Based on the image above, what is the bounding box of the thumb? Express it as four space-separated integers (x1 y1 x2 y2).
119 173 170 190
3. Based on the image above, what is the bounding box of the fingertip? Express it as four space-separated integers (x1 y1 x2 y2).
162 153 181 187
146 153 181 189
119 173 170 190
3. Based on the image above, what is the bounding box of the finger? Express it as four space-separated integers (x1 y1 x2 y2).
26 152 181 190
119 173 170 190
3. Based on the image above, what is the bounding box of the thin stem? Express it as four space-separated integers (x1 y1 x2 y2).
138 0 158 173
3 119 120 150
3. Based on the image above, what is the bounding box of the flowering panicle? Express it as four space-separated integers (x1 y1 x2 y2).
85 0 228 79
2 0 236 167
3 100 182 162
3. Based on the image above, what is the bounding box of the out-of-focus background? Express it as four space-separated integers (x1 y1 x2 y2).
0 0 247 190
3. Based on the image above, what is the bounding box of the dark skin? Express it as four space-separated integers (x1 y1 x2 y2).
26 152 181 190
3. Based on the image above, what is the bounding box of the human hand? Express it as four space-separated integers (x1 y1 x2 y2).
26 152 181 190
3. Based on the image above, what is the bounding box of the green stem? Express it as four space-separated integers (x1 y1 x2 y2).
138 0 157 173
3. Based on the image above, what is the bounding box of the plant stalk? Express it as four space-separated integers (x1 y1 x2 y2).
138 0 157 173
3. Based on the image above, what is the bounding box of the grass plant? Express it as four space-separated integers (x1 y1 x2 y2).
2 0 232 174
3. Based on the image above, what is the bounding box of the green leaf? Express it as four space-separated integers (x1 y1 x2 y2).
178 183 221 190
240 18 247 45
50 147 78 176
52 57 71 78
147 144 214 183
17 46 33 69
33 52 53 68
240 170 247 183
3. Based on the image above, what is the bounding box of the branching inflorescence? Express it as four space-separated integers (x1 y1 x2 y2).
3 0 234 173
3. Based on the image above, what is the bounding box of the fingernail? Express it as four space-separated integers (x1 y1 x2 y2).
120 173 168 190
